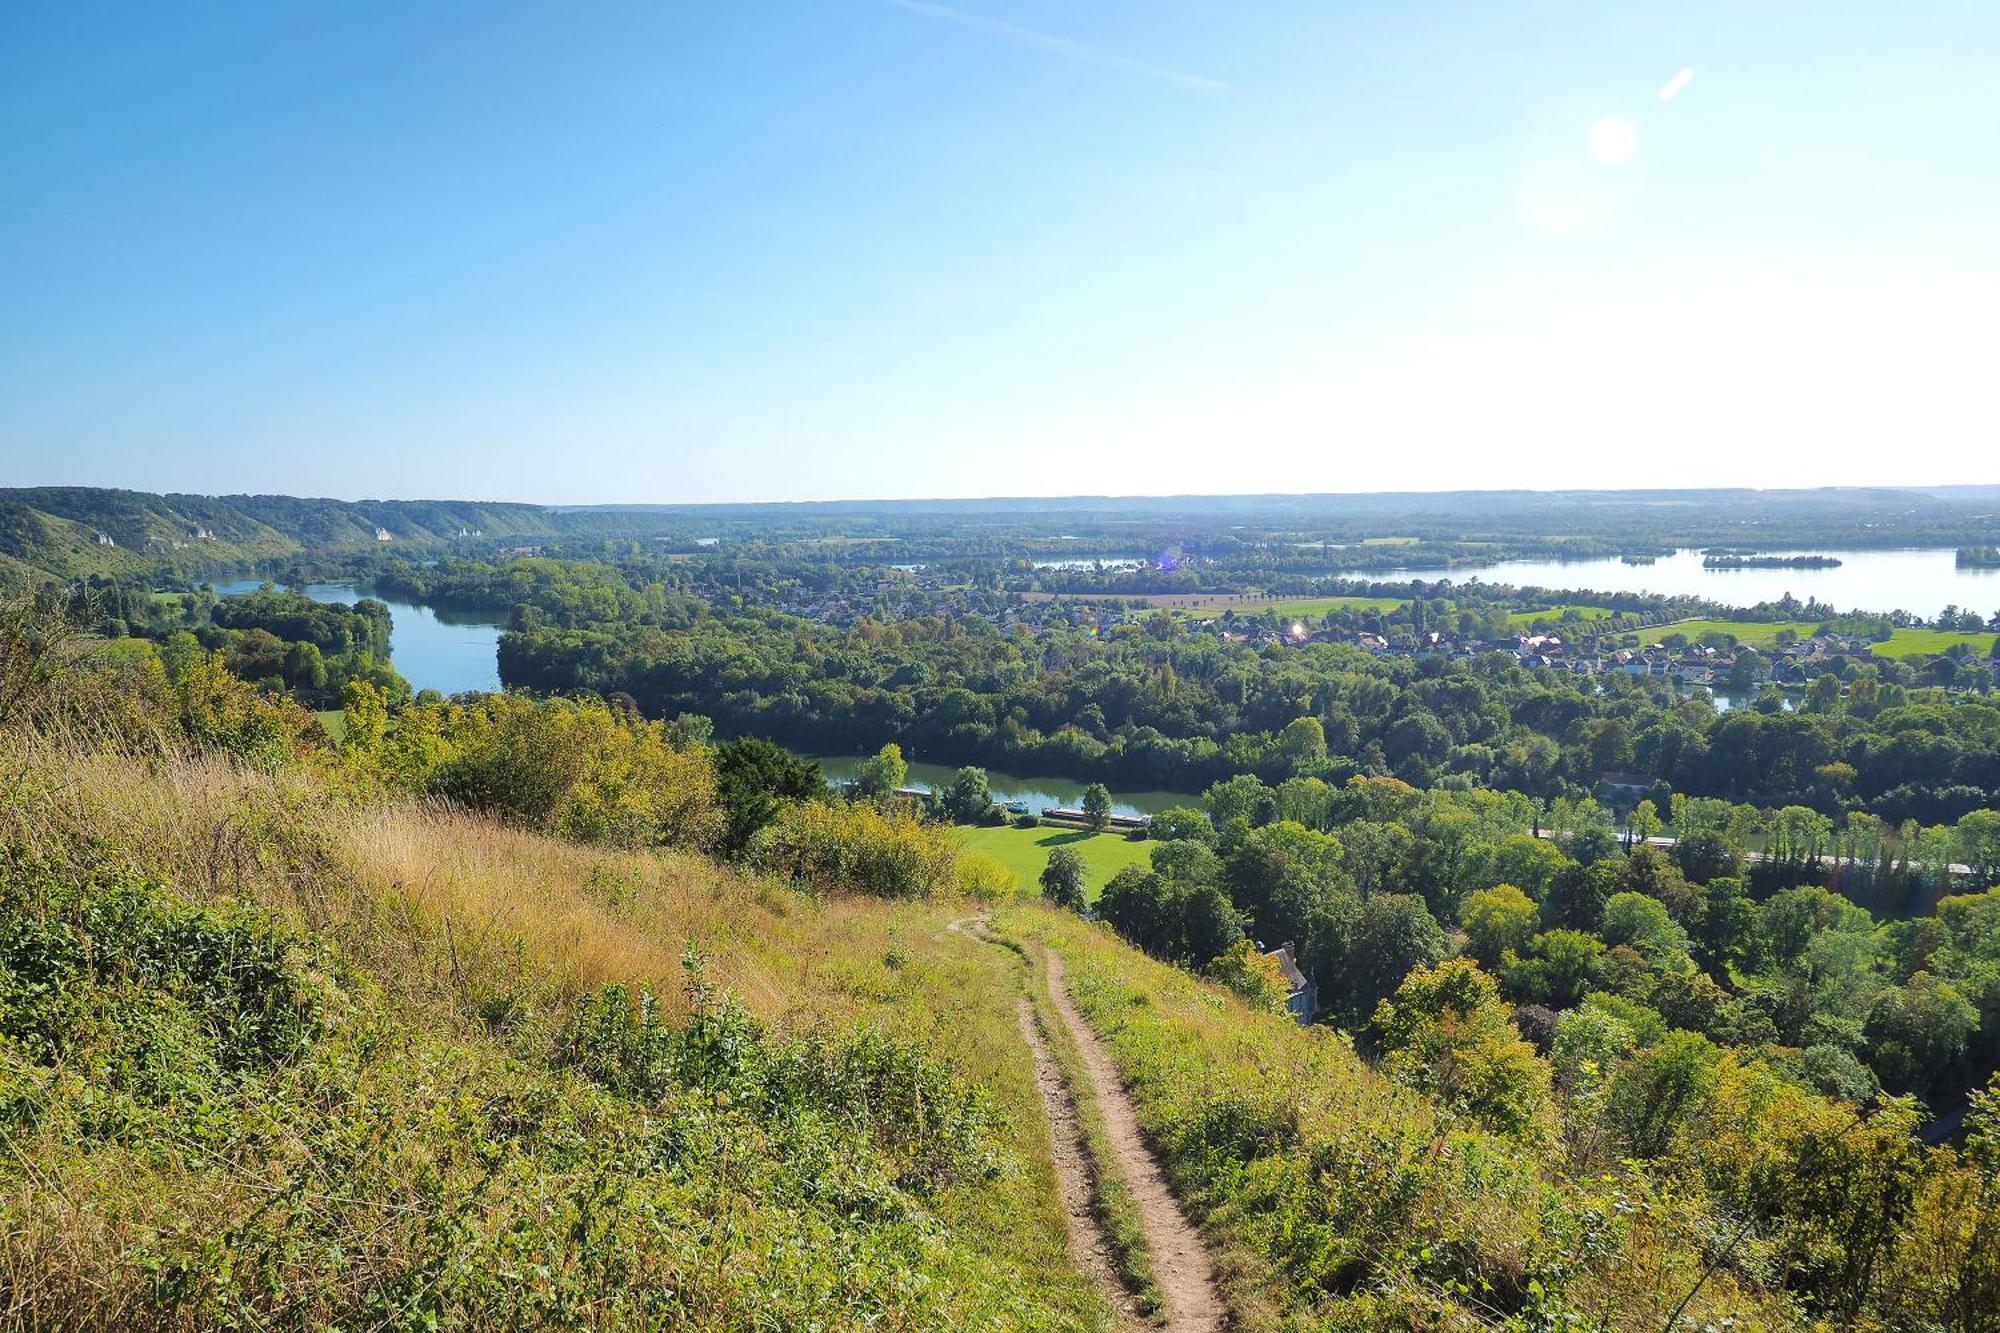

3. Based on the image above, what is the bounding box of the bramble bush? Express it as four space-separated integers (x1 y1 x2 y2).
748 798 958 898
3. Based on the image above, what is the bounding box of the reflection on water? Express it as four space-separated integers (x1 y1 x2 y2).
810 754 1192 818
1388 547 2000 616
211 580 504 695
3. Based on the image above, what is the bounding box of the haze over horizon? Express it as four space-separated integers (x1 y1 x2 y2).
5 1 1998 504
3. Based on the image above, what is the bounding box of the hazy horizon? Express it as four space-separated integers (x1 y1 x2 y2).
11 479 2000 512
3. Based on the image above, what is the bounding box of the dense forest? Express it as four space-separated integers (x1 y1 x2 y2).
1078 770 2000 1116
41 579 410 710
495 594 2000 821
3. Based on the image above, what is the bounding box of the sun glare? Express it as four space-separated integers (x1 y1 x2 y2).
1587 116 1638 165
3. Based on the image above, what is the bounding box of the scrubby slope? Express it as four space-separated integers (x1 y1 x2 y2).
0 741 1116 1331
1002 905 1797 1332
8 733 1991 1331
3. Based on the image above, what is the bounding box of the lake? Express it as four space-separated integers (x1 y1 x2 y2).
1388 547 2000 617
212 580 505 694
809 754 1194 818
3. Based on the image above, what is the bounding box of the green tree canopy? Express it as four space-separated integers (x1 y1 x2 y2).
853 742 909 799
1039 846 1087 912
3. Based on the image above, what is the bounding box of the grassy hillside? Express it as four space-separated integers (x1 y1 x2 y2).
3 614 1993 1331
0 741 1117 1330
2 737 1789 1332
7 729 1996 1329
0 497 156 578
1000 906 1795 1331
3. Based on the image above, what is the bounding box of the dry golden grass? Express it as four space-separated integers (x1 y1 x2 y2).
0 736 969 1036
0 734 1123 1330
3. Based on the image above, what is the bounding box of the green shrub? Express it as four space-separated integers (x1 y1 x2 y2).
0 845 341 1137
557 955 997 1197
1201 939 1290 1016
0 847 1063 1330
425 692 723 849
1371 958 1554 1139
749 799 958 898
957 848 1019 901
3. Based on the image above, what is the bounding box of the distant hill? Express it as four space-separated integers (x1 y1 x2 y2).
0 486 567 580
6 482 1999 582
553 483 2000 527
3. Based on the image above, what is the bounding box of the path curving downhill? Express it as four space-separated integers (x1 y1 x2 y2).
1040 949 1226 1333
1013 996 1140 1327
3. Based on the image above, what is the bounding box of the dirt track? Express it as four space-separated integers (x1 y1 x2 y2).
1013 997 1139 1326
1039 949 1225 1333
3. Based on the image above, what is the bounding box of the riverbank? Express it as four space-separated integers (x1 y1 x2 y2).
212 579 506 694
810 754 1196 820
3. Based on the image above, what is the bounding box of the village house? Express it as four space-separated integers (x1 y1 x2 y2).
1262 944 1317 1025
1599 771 1653 801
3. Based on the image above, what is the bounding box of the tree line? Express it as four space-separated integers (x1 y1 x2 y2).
494 590 2000 822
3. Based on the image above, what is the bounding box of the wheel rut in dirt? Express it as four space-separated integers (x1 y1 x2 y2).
1013 997 1140 1326
1040 948 1226 1333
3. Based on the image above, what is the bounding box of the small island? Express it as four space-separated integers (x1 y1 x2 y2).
1702 553 1844 569
1956 546 2000 568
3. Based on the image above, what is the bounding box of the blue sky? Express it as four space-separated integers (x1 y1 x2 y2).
3 1 1997 503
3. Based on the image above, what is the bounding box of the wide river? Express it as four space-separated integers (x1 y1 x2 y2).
1388 546 2000 617
212 580 506 695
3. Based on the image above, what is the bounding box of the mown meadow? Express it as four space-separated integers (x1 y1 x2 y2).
955 822 1153 901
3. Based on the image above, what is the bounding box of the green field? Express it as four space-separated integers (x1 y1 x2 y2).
1505 605 1624 626
1021 591 1403 616
954 822 1154 900
1651 619 1820 647
1646 620 1997 658
1257 594 1405 618
1870 628 2000 659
